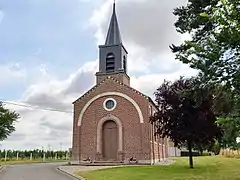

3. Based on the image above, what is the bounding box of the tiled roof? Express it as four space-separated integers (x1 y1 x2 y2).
73 76 153 104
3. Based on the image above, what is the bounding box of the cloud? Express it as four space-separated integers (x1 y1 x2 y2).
90 0 186 50
89 0 191 75
7 132 26 142
0 62 97 150
0 63 26 84
1 0 198 151
62 61 97 95
131 65 198 99
2 58 197 151
2 103 72 150
21 60 97 111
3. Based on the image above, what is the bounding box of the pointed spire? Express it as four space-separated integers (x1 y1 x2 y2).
105 1 122 45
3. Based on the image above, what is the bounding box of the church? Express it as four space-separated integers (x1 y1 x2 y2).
71 2 169 165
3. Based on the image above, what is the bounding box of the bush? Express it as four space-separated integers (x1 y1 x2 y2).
202 152 211 156
220 149 240 158
181 151 200 157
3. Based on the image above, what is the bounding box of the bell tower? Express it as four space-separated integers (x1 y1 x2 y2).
96 2 130 86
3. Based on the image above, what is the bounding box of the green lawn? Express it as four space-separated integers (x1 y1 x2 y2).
77 156 240 180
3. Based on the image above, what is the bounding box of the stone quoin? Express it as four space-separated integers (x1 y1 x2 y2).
71 2 169 164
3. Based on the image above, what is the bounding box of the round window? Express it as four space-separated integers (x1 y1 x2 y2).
105 100 114 109
103 98 117 111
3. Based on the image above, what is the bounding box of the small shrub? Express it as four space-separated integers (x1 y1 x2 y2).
181 151 200 157
220 149 240 158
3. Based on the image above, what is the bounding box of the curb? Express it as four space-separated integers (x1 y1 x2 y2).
56 167 85 180
0 165 5 172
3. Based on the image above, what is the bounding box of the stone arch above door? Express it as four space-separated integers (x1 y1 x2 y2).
77 92 144 126
97 115 123 153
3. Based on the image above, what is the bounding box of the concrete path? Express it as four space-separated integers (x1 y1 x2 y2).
59 165 114 174
0 163 78 180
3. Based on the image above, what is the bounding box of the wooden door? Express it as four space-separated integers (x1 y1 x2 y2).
102 120 118 160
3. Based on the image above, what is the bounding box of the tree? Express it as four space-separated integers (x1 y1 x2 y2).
170 0 240 153
170 0 240 93
150 77 222 168
211 85 240 150
217 116 240 149
0 102 20 141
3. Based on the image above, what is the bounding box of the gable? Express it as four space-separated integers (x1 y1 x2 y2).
72 76 149 104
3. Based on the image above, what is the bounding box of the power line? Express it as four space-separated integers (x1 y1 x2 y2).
0 100 73 114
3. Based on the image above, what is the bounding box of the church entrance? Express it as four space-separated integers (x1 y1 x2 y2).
102 120 118 161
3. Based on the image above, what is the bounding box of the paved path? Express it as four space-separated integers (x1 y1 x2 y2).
0 163 78 180
59 165 115 174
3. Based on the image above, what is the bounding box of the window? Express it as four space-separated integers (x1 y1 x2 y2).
123 56 126 72
105 100 115 109
103 98 117 111
106 53 115 72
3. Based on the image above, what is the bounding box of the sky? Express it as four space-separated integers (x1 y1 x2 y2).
0 0 198 151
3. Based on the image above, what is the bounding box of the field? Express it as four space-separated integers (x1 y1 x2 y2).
0 158 68 165
77 156 240 180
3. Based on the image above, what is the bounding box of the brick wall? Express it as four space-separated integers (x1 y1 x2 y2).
72 77 152 161
96 72 130 86
149 103 169 163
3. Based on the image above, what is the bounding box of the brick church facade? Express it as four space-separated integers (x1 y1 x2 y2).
71 2 168 164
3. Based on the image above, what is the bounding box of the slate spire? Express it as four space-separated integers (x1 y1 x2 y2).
96 0 129 84
105 2 122 45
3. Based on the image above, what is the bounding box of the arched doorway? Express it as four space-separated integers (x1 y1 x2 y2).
102 120 118 160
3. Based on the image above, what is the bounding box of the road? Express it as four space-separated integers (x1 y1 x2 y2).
0 163 78 180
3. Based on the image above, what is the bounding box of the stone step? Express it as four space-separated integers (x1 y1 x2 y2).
93 161 123 164
68 161 151 166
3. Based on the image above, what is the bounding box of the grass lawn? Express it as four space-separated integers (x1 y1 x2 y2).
77 156 240 180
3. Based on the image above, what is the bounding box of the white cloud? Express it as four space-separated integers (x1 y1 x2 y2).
0 64 26 84
1 60 197 151
89 0 193 75
1 62 97 150
2 103 72 150
132 65 198 96
1 0 199 150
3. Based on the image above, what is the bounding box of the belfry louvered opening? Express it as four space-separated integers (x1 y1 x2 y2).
106 53 115 72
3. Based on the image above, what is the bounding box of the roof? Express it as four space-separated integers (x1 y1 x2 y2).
148 96 159 110
72 76 158 110
105 2 122 45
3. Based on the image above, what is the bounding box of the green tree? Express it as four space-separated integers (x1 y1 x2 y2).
170 0 240 152
217 116 240 149
170 0 240 93
0 102 20 141
212 85 240 150
150 77 222 168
